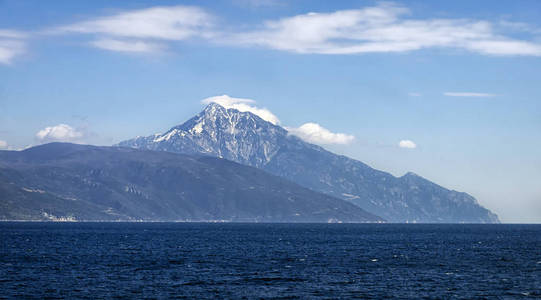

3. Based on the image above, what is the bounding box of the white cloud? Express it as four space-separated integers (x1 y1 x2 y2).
202 95 354 145
399 140 417 149
444 92 496 98
202 95 280 125
57 6 212 40
287 122 354 145
90 38 165 53
36 124 84 142
228 2 541 56
0 30 26 64
0 140 8 149
466 40 541 56
408 92 422 97
55 5 214 53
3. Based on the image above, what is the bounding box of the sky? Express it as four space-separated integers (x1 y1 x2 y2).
0 0 540 223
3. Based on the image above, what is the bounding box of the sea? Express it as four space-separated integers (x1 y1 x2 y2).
1 223 540 299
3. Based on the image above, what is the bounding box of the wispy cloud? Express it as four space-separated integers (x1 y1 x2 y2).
287 123 355 145
90 39 165 53
498 21 541 35
228 2 541 56
54 5 214 53
36 124 85 143
0 30 27 64
233 0 284 8
202 95 280 125
398 140 416 149
0 30 27 39
444 92 496 98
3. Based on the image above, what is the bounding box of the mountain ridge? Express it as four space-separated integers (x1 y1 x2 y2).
0 142 382 222
118 103 499 223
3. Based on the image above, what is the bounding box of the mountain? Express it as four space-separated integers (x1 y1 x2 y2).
0 143 381 222
118 103 499 223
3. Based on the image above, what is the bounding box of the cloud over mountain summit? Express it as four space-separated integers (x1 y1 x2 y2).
202 95 355 145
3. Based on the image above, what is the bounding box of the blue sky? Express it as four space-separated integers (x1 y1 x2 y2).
1 0 540 222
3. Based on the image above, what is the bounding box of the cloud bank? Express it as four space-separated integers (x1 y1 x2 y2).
230 2 541 56
399 140 417 149
0 30 26 64
287 123 355 145
202 95 280 125
35 124 85 143
36 2 541 58
0 2 522 60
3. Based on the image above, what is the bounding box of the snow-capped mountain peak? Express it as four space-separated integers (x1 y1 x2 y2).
119 103 290 167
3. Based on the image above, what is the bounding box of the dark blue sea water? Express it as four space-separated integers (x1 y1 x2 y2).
1 223 540 299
